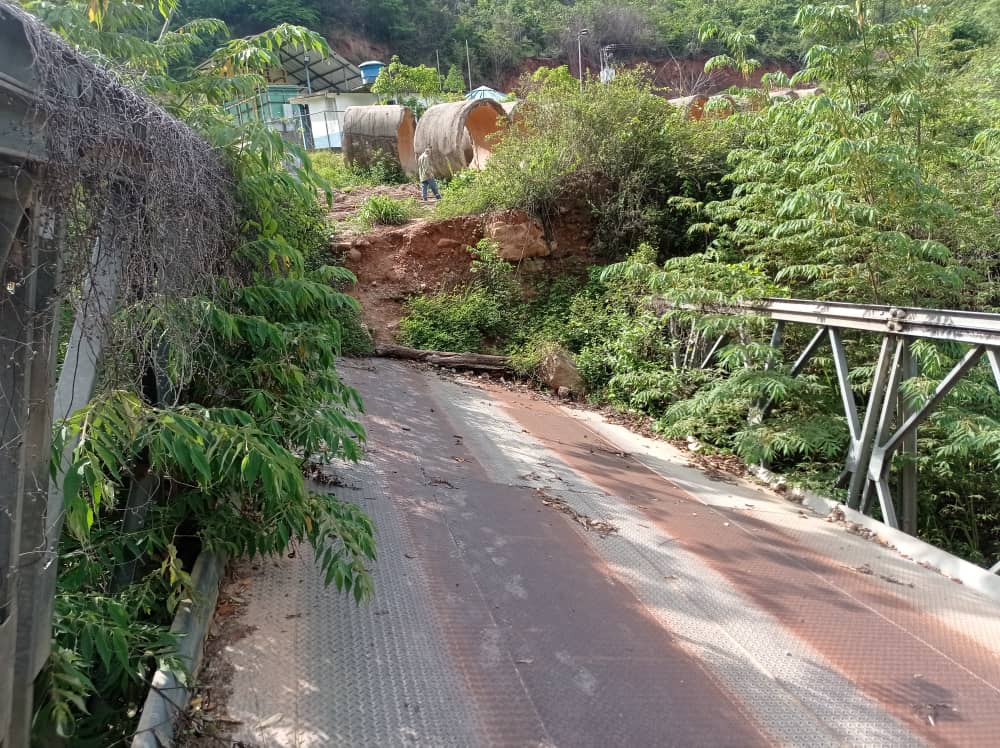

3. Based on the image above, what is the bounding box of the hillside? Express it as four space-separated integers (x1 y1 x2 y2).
181 0 1000 90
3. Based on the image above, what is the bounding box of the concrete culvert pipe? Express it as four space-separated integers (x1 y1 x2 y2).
667 94 710 121
501 100 521 121
704 94 738 118
414 99 508 177
343 105 418 176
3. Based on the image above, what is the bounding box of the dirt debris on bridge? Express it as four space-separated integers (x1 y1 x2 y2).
330 184 595 343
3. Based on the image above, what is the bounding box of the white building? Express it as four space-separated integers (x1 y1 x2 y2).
220 47 383 151
289 91 378 149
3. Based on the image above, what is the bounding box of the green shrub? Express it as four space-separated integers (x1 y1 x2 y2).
437 66 734 259
507 338 565 378
357 152 408 185
273 191 333 270
399 240 517 351
400 287 508 351
338 303 375 355
311 150 407 189
468 238 517 300
357 195 417 228
310 150 357 189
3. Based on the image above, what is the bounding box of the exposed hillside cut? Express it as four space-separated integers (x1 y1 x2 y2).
330 186 593 342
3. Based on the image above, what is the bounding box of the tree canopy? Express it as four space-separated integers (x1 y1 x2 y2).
180 0 1000 88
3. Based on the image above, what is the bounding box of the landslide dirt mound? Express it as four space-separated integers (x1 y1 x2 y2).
329 185 595 343
335 215 485 341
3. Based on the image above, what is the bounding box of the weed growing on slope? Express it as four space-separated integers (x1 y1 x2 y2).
357 195 418 229
400 240 516 351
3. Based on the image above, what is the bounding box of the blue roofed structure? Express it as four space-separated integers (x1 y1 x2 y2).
465 85 506 102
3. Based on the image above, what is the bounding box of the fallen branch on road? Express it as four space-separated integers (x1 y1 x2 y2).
375 344 513 373
535 487 617 537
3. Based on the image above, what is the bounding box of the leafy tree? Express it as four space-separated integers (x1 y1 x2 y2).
699 21 762 81
692 3 995 307
444 63 466 93
371 54 442 101
24 0 377 739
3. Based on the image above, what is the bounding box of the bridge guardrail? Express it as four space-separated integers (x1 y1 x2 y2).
684 297 1000 555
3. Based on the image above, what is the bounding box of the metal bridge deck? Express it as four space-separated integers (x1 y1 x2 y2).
209 359 1000 747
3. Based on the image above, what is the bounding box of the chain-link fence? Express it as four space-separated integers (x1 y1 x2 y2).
227 90 346 151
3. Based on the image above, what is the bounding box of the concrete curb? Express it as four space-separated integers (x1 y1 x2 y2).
750 464 1000 603
132 551 226 748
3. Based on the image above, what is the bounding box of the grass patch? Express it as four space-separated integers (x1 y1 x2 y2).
338 304 375 355
311 150 408 189
357 195 418 229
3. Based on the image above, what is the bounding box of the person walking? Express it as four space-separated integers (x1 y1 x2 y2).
418 147 442 201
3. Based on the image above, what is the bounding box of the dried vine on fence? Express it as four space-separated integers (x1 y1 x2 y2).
8 1 237 387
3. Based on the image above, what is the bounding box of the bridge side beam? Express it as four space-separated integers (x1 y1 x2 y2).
7 199 63 748
0 174 34 747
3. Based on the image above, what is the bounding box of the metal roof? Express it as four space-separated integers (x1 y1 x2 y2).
278 44 363 93
465 85 506 102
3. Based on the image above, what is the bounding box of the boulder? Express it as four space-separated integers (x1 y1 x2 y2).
347 248 362 262
538 345 583 395
485 211 549 260
436 237 464 250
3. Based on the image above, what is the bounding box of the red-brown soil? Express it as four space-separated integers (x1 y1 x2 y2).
329 186 595 343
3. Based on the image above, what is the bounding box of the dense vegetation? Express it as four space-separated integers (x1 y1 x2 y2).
22 1 374 742
182 0 1000 88
402 2 1000 567
17 0 1000 740
439 65 734 256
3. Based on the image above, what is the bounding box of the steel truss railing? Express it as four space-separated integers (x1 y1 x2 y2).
700 298 1000 547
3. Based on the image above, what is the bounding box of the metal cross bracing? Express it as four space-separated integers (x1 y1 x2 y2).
700 297 1000 544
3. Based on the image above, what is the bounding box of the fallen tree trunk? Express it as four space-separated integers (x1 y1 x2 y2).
375 344 512 373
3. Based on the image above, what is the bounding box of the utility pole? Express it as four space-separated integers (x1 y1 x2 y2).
303 51 313 94
436 49 442 90
577 28 590 91
466 39 473 93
